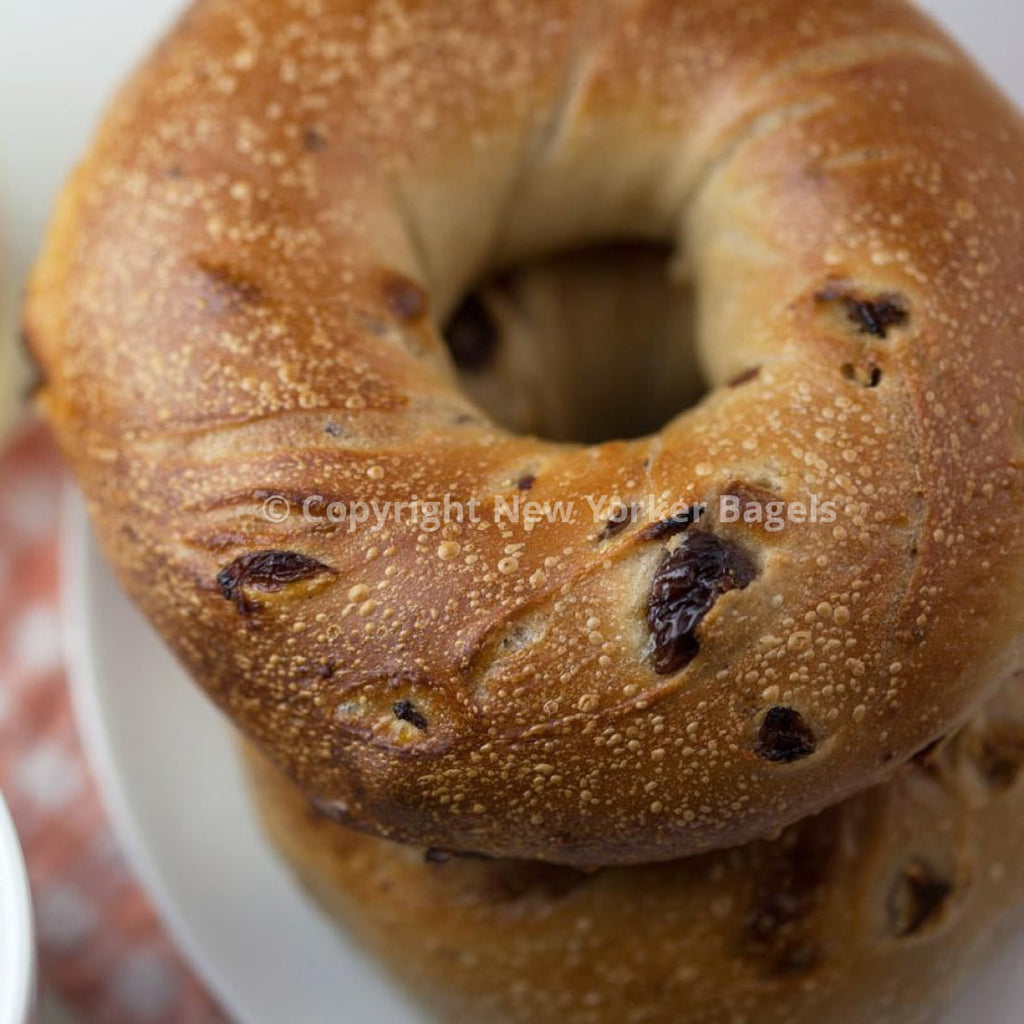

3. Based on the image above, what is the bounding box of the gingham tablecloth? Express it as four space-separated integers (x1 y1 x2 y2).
0 422 227 1024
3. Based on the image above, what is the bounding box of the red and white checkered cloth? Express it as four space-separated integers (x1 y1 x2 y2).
0 422 227 1024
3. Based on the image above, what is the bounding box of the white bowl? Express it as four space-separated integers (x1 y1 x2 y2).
0 791 34 1024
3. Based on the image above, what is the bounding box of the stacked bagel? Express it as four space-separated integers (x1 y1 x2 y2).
25 0 1024 1020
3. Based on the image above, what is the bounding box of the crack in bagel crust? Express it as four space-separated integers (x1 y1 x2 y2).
24 0 1024 864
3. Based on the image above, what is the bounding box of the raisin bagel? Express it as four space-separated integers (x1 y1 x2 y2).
244 669 1024 1024
25 0 1024 864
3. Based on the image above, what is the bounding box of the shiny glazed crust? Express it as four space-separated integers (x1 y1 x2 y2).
244 670 1024 1024
25 0 1024 863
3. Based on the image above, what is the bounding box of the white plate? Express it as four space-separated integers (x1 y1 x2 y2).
0 790 34 1024
61 490 423 1024
62 490 1024 1024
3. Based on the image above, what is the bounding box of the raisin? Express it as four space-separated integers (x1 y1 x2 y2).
217 550 335 616
597 504 641 541
646 531 756 674
444 294 499 370
517 474 536 491
888 860 952 937
846 297 908 338
816 284 909 339
196 259 264 314
303 127 328 152
392 699 428 731
381 273 427 322
640 505 705 541
756 707 817 763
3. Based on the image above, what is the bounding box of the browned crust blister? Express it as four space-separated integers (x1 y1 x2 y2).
24 0 1024 865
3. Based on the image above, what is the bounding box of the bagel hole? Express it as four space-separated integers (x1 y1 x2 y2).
441 243 707 443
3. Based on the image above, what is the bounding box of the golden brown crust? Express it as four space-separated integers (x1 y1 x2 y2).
243 670 1024 1024
25 0 1024 863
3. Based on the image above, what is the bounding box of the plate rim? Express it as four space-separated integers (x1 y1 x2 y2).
0 789 34 1024
59 486 253 1022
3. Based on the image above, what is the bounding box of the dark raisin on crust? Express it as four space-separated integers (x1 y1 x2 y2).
597 504 642 541
517 474 536 491
196 259 264 314
597 516 631 542
816 283 909 339
756 707 817 763
846 296 908 338
646 531 756 675
392 699 429 731
217 550 335 616
444 294 499 371
639 504 705 541
303 127 328 151
719 482 781 522
888 860 953 938
381 273 428 322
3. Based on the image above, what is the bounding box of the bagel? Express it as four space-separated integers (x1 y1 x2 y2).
244 667 1024 1024
25 0 1024 864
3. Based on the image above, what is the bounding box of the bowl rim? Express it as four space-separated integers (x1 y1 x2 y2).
0 790 34 1024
